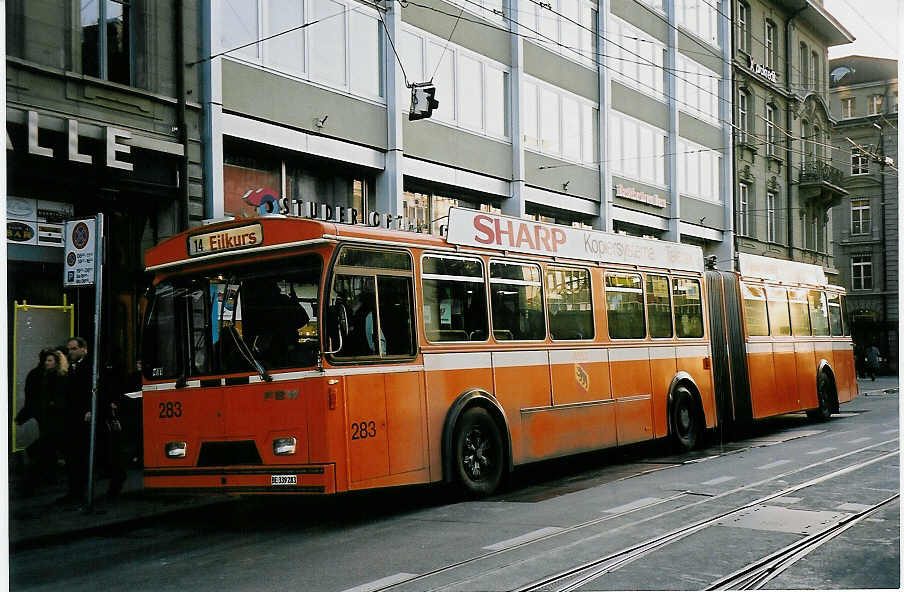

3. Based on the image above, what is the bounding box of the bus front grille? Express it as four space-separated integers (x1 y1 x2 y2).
197 441 263 466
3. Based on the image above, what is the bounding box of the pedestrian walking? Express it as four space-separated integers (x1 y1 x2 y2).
60 337 92 505
866 343 881 381
15 348 68 495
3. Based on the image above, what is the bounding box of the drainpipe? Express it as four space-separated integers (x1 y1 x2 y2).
176 0 190 231
784 3 806 259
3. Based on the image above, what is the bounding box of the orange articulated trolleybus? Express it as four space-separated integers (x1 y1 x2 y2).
140 207 856 496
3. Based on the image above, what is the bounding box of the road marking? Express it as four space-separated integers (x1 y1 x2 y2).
483 527 564 551
603 497 664 514
701 476 736 485
341 573 418 592
848 437 871 444
757 460 791 470
881 429 898 435
836 502 874 512
807 447 837 455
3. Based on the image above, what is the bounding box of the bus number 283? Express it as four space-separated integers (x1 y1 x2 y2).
159 401 183 418
350 421 377 440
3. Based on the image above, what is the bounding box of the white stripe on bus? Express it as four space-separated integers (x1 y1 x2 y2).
492 350 548 367
746 342 773 354
423 352 493 372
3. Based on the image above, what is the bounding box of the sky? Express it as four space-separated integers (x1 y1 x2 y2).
823 0 899 60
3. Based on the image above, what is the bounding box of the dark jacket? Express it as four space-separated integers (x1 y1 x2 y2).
16 366 67 437
66 356 94 435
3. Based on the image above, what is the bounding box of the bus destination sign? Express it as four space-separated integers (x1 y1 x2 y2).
188 223 263 257
738 252 826 286
445 208 703 273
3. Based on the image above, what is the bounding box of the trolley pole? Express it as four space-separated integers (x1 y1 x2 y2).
86 213 104 511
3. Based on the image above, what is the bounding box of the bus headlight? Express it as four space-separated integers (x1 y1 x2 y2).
165 441 187 458
273 437 296 456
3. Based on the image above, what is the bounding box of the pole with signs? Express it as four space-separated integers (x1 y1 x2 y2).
63 214 104 510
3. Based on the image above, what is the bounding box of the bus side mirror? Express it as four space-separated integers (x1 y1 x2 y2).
324 303 349 355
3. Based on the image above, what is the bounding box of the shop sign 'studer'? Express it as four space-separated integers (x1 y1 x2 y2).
445 208 704 272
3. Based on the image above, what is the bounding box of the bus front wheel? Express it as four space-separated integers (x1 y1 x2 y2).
671 386 701 452
807 373 834 421
453 407 504 497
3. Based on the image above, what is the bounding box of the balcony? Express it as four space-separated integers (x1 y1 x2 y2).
798 160 848 208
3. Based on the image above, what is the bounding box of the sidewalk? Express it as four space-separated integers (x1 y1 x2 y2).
8 375 899 550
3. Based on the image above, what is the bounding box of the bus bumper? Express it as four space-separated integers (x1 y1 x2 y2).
143 464 337 494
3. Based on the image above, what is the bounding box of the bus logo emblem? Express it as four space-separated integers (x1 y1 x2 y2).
574 365 589 392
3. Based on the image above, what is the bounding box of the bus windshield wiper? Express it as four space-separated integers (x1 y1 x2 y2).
219 281 272 382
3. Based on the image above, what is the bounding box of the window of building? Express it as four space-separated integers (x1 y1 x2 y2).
524 78 597 165
608 16 665 99
841 97 855 119
400 27 509 139
851 199 871 235
329 248 416 359
529 0 597 67
678 138 722 201
765 286 791 336
799 43 809 89
869 94 884 115
827 292 843 336
421 255 488 343
610 111 667 186
402 189 499 235
851 148 869 175
816 212 826 252
811 51 819 91
807 290 829 336
788 288 811 335
676 54 720 124
738 89 750 142
765 104 776 157
645 274 673 338
851 256 873 290
742 283 769 336
737 1 749 53
490 262 545 341
220 0 383 101
77 0 151 87
737 182 750 236
546 266 594 340
673 278 703 338
766 191 777 242
676 0 719 47
764 20 776 69
606 273 646 339
801 121 810 164
813 125 822 160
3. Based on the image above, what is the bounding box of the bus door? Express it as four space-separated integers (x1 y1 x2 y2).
741 283 778 418
765 287 799 414
827 293 855 402
604 273 653 445
808 289 833 405
327 247 427 488
788 288 818 410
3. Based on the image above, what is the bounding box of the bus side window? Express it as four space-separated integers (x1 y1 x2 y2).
827 292 843 336
741 283 769 337
808 290 830 336
788 288 811 336
673 278 703 338
839 294 851 336
546 266 594 340
605 273 645 339
422 255 488 342
490 261 545 341
646 274 673 338
765 287 791 336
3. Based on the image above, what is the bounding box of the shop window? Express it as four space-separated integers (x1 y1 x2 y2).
223 150 281 218
546 266 594 340
646 274 673 338
765 287 791 336
606 273 645 339
808 290 830 336
422 256 488 342
788 288 811 336
742 283 768 337
673 278 703 338
490 262 545 341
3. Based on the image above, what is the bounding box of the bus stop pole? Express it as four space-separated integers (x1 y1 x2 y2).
86 213 104 511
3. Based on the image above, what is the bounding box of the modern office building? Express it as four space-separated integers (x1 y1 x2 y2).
207 0 734 266
829 55 898 372
6 1 205 370
730 0 852 275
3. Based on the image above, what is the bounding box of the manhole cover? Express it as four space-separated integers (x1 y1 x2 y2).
717 505 850 534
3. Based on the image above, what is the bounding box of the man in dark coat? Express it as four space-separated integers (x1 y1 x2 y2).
61 337 92 504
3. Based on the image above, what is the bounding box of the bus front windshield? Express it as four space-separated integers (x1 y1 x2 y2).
142 255 322 380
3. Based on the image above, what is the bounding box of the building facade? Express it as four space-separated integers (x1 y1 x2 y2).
730 0 851 274
206 0 735 267
6 1 205 371
828 55 898 372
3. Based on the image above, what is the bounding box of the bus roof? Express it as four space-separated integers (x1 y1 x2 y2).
145 210 705 274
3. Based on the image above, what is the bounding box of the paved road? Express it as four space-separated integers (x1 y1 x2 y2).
10 389 898 591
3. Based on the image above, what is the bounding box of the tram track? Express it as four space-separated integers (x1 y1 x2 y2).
360 439 897 592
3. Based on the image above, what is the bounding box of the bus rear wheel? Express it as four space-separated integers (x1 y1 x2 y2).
807 373 834 421
671 386 701 452
453 407 504 497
